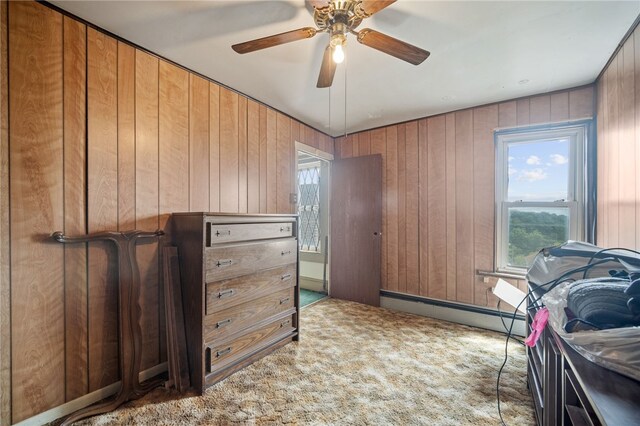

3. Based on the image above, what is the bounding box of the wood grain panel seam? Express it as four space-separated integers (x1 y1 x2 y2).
470 113 476 304
62 14 91 401
636 28 640 250
61 15 68 402
442 120 446 295
471 112 477 304
129 42 137 227
84 18 89 397
157 59 159 225
0 0 10 422
187 74 191 211
211 83 220 212
239 96 248 213
156 57 161 360
423 120 428 296
617 38 635 248
208 82 211 211
601 72 610 248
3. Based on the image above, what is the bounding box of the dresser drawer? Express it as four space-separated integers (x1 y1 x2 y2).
204 287 295 342
206 221 294 245
205 239 297 282
205 314 295 375
206 264 296 313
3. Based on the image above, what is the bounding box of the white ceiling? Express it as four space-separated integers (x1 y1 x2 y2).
51 1 639 137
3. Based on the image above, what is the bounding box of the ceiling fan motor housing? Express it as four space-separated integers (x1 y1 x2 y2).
231 1 430 88
314 0 364 33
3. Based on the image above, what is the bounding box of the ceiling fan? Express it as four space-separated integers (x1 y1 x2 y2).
231 0 430 88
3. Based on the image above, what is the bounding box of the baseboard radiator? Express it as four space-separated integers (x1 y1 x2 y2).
380 290 526 337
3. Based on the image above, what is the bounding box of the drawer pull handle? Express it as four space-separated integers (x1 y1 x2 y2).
280 319 291 328
216 318 233 328
279 297 291 305
281 250 292 256
216 347 232 357
214 229 231 237
280 226 291 232
281 273 292 281
216 259 233 267
217 289 235 299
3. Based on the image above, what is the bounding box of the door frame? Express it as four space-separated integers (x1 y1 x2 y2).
294 142 333 296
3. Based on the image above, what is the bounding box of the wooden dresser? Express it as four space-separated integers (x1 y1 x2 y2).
171 213 299 392
527 284 640 425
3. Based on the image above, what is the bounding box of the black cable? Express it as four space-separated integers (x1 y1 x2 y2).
495 257 620 426
583 247 640 279
496 287 532 426
497 300 524 346
484 287 524 345
528 257 617 307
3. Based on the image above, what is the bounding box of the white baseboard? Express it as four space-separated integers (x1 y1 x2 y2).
380 294 526 337
300 276 325 293
14 362 168 426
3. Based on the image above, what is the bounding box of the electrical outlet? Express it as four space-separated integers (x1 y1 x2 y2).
290 193 298 204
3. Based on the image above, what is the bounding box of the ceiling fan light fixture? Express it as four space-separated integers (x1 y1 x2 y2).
330 33 347 64
332 43 345 63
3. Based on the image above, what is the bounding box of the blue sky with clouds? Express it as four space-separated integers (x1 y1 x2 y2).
507 138 569 201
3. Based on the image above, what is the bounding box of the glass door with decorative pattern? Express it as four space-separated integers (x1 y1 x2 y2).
297 150 330 307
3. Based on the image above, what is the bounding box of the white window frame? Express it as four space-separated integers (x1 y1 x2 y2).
495 124 587 273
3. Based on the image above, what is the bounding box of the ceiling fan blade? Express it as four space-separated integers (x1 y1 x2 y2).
359 0 397 16
232 27 317 54
356 28 430 65
306 0 330 9
317 45 337 88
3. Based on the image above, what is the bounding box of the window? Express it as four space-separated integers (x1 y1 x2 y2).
495 125 587 272
297 164 322 252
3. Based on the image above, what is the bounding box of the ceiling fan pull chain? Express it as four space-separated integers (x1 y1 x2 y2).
344 52 348 138
329 77 332 134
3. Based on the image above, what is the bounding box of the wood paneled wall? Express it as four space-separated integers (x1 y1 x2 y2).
3 2 332 422
596 24 640 250
336 86 595 307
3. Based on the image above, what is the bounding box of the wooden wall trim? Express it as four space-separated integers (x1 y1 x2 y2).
0 0 10 423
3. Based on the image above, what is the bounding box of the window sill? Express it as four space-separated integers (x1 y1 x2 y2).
476 269 527 280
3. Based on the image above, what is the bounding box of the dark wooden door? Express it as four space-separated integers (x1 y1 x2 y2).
330 155 382 306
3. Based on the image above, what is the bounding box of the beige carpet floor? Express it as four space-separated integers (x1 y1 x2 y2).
77 298 534 425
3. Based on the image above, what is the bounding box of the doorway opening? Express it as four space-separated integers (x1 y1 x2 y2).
296 146 331 308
